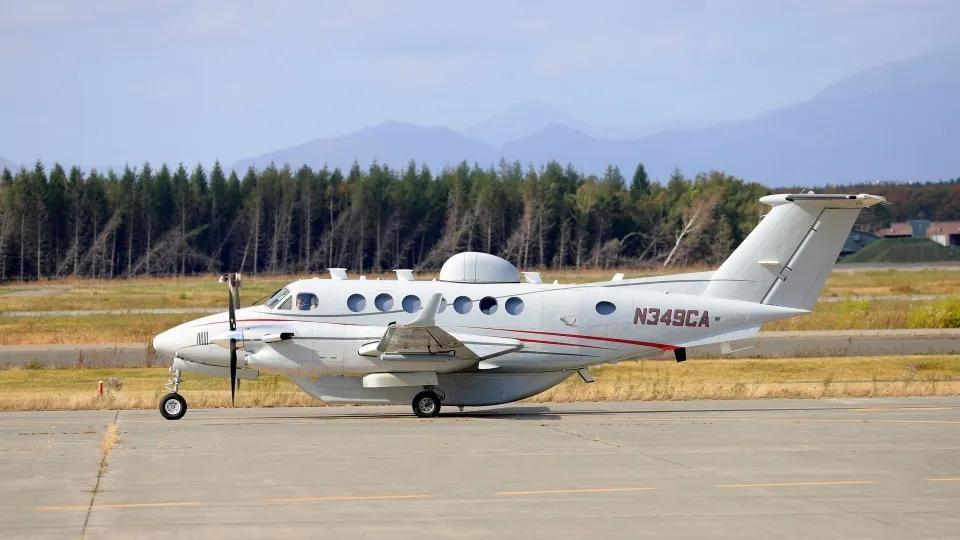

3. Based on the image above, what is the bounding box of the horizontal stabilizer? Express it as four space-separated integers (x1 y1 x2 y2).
676 326 762 349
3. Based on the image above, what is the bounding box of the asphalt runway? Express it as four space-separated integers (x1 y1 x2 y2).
2 398 959 539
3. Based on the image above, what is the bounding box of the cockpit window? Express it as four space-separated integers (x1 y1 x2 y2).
278 295 292 310
265 288 290 309
296 293 319 311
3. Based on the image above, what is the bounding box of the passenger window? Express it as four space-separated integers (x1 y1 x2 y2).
479 296 498 315
375 293 394 312
402 295 421 313
347 293 366 312
453 296 472 314
296 293 319 311
278 295 293 310
596 301 616 315
505 297 524 315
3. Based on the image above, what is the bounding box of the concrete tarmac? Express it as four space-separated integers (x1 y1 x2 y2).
2 397 959 539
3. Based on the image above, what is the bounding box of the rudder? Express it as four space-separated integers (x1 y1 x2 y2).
704 193 885 310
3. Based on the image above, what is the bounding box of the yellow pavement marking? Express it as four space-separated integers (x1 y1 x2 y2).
926 477 960 482
37 501 201 511
496 487 658 496
717 480 874 488
269 494 431 504
673 417 960 425
852 407 953 412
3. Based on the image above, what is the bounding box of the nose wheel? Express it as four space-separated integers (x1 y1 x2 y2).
159 392 187 420
160 366 187 420
412 390 441 418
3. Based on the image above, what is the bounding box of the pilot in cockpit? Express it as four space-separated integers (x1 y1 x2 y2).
296 293 318 311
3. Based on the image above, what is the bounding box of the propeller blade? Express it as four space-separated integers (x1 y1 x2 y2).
229 338 237 406
228 282 237 332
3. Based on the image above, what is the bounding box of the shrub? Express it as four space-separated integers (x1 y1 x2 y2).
908 297 960 328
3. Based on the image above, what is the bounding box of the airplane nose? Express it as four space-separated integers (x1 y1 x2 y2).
153 329 178 358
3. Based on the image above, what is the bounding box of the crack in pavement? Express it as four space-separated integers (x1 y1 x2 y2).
81 410 119 540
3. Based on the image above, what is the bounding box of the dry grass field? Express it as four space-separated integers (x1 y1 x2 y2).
1 267 958 344
2 266 956 312
1 355 957 412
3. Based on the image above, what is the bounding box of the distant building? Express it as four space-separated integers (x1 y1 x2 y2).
876 220 960 247
841 229 879 256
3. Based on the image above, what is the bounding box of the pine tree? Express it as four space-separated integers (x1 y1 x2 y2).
630 163 649 201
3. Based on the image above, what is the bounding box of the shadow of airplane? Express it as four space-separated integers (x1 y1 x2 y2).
189 401 953 424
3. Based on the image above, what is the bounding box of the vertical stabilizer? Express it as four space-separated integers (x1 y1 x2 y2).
703 193 885 310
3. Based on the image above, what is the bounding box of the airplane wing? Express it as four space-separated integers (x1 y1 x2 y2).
358 293 521 361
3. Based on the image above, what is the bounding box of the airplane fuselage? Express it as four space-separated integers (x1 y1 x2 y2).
154 275 801 405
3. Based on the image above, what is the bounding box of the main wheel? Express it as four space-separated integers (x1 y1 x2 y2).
159 392 187 420
412 391 441 418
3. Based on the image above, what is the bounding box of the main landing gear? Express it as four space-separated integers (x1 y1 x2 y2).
159 366 187 420
412 390 442 418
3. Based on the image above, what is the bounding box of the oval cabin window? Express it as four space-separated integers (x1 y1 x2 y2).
595 301 616 315
505 297 524 315
347 294 366 312
374 293 394 312
402 295 421 313
453 296 472 314
479 296 498 315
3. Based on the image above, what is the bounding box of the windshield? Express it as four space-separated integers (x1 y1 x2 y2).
264 288 290 309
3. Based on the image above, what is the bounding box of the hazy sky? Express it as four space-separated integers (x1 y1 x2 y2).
1 0 959 166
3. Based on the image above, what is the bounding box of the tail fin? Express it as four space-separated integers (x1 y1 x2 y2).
704 193 886 310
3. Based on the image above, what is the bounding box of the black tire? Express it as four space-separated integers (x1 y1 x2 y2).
412 391 441 418
159 392 187 420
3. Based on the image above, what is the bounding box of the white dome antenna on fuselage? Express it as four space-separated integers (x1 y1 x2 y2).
438 252 520 284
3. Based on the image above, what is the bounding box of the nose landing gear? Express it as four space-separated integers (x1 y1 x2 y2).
159 366 187 420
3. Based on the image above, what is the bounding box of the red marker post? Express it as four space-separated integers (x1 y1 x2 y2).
98 381 104 397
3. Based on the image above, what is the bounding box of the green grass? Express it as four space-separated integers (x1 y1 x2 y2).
764 296 960 331
841 238 960 264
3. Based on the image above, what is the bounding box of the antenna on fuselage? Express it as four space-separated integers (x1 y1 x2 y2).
522 272 542 284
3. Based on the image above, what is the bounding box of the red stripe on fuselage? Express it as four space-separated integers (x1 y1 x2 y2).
478 327 676 350
187 319 673 350
516 337 616 350
191 318 362 328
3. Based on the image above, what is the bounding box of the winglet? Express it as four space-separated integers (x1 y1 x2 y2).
407 293 443 327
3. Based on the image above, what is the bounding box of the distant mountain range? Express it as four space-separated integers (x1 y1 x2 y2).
234 44 960 186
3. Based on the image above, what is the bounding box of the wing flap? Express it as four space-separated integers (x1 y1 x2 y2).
358 293 521 361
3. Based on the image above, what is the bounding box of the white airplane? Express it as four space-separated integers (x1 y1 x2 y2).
152 192 884 419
